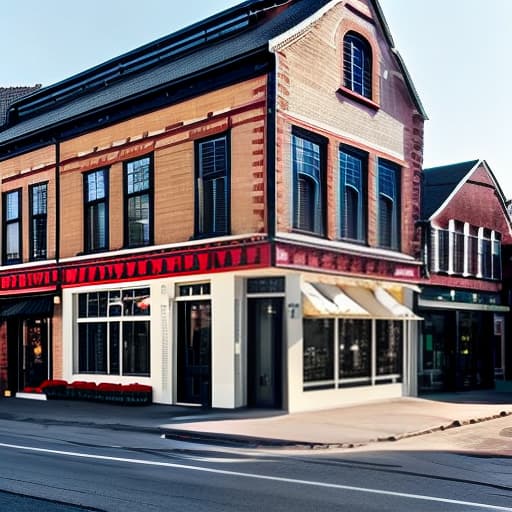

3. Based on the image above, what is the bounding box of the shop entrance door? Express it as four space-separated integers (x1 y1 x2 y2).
247 298 283 408
176 301 211 406
7 318 48 392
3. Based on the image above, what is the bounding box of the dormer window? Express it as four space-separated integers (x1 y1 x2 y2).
343 32 372 99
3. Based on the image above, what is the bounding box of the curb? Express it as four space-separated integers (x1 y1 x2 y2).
162 410 512 450
376 410 512 442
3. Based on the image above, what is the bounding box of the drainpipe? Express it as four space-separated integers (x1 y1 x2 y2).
54 139 61 264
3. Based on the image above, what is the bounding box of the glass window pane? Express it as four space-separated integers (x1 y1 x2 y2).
109 322 120 375
78 322 107 373
303 319 334 383
126 158 150 194
376 320 403 377
6 222 20 260
339 319 371 379
128 194 150 245
6 192 19 221
122 321 150 376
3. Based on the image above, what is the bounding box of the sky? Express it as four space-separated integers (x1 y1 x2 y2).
1 0 511 197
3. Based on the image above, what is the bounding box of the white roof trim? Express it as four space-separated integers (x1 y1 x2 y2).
269 0 344 51
428 160 512 237
427 160 481 221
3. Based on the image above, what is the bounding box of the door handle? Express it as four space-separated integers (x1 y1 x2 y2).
259 374 269 386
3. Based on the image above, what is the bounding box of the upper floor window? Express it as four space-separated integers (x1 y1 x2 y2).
377 159 400 250
124 156 153 247
196 135 230 237
292 129 326 236
29 182 47 260
84 169 108 253
339 146 367 242
343 32 372 99
430 223 501 280
3 189 22 264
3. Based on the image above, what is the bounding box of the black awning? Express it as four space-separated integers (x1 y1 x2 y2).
0 295 54 319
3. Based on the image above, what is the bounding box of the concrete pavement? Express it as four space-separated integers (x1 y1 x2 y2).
1 390 511 449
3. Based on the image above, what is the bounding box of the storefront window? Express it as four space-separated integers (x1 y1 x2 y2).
303 317 404 390
376 320 402 378
338 319 371 379
75 287 150 376
303 319 334 385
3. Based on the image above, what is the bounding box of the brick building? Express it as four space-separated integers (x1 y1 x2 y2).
418 160 511 392
0 0 425 411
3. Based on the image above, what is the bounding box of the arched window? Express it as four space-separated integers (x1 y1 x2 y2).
343 32 372 99
377 160 400 250
339 146 367 242
292 130 325 235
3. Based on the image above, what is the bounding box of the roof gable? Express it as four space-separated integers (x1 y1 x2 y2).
422 160 479 219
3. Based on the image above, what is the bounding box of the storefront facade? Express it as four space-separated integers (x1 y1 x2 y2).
0 0 427 412
418 288 507 392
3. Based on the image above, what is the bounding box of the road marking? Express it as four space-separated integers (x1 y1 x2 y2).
0 442 510 511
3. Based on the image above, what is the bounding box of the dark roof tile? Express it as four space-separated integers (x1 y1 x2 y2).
422 160 479 219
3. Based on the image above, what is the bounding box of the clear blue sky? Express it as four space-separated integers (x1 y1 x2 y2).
2 0 511 197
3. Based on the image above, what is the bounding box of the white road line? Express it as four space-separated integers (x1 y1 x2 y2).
0 442 510 511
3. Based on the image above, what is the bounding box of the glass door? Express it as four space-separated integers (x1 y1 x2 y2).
177 301 211 406
247 298 283 408
24 319 48 389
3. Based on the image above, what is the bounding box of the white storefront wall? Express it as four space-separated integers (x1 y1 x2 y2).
61 271 417 411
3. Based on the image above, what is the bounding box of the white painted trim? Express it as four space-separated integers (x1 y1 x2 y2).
268 0 343 51
275 231 418 263
418 298 509 313
59 233 265 264
15 393 47 401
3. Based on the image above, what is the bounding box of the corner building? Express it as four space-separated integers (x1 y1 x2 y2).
0 0 426 411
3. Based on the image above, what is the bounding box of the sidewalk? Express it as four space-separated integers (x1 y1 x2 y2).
1 390 511 449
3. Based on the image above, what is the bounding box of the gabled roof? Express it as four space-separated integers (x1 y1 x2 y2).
0 86 41 126
0 0 425 148
422 159 510 220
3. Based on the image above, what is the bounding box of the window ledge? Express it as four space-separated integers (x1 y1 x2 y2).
337 86 380 111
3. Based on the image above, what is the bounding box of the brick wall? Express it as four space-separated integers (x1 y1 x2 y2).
1 77 268 261
274 0 424 260
433 164 512 243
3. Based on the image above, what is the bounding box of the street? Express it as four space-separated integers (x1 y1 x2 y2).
0 414 510 511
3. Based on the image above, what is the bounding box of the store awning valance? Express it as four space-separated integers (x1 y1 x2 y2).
374 287 422 319
312 283 369 317
0 295 54 319
302 281 421 320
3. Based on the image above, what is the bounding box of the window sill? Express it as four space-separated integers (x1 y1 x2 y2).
337 86 380 111
291 228 326 239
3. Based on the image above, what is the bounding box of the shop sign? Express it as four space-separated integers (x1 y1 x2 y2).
276 243 420 281
0 242 271 293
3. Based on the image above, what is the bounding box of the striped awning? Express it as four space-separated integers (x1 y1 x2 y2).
302 281 420 320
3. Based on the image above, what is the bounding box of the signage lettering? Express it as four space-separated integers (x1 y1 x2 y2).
0 242 270 293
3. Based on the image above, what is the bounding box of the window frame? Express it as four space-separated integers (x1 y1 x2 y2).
291 127 327 237
84 168 109 253
29 182 48 261
2 188 22 265
377 159 401 250
343 31 372 100
303 317 403 391
75 287 151 376
123 155 154 248
194 133 231 238
339 145 368 243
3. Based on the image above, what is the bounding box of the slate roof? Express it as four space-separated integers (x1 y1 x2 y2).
422 160 479 219
0 86 41 126
0 0 425 148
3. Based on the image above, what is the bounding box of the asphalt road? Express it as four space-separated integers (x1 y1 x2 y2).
0 416 510 511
